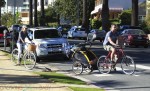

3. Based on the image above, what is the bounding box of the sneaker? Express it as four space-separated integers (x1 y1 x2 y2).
15 64 20 66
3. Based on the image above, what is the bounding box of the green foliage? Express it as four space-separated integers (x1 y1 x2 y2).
91 19 102 29
0 0 6 7
119 10 131 25
110 19 120 25
53 0 95 25
48 22 58 27
140 15 150 34
1 13 14 27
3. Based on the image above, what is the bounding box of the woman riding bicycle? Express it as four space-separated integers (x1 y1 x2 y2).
16 25 32 65
103 24 120 68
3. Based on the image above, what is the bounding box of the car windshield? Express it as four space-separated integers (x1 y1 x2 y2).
127 30 145 35
34 29 61 39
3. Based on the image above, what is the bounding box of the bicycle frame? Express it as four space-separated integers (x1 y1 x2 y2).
106 48 126 66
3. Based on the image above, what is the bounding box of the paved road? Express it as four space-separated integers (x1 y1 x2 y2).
43 39 150 91
1 39 150 91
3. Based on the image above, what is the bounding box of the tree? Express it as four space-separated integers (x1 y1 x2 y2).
119 10 132 25
101 0 110 32
131 0 138 26
1 13 14 27
0 0 6 26
53 0 94 25
40 0 45 26
29 0 33 26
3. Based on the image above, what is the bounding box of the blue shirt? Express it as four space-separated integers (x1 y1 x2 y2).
103 31 119 46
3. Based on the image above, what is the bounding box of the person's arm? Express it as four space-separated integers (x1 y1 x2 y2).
26 32 32 41
19 32 25 43
108 37 118 46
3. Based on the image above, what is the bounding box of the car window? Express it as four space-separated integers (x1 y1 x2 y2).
34 29 61 39
128 30 145 35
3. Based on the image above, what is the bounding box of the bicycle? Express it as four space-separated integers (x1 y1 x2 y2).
70 41 98 75
11 43 37 70
97 46 136 75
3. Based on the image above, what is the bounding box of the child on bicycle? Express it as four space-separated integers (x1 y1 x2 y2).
103 24 120 69
16 25 32 65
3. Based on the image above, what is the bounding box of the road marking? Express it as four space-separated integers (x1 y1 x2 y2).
93 74 113 77
135 64 150 70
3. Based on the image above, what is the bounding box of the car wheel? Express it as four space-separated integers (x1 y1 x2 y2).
144 45 148 48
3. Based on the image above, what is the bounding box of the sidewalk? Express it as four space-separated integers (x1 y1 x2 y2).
0 51 72 91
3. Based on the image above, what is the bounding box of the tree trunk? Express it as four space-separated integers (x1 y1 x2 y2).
131 0 138 26
82 0 89 33
102 0 110 32
40 0 45 26
0 7 1 26
34 0 38 27
29 0 33 26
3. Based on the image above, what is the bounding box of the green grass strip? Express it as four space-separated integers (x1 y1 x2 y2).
35 72 87 85
69 87 104 91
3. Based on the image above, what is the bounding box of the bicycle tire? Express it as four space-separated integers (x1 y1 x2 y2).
97 55 112 74
72 51 93 74
72 60 83 75
121 55 136 75
23 52 36 70
11 48 18 64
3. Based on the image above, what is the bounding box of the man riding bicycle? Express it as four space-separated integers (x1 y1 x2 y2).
16 25 32 65
103 24 120 69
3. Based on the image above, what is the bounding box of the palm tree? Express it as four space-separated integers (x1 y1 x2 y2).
82 0 88 31
101 0 110 32
131 0 138 26
0 0 6 26
34 0 38 27
40 0 45 26
29 0 33 26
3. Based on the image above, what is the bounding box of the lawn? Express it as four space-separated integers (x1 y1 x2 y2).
35 72 87 85
70 87 104 91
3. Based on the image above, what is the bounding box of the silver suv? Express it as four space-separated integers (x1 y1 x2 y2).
25 27 70 60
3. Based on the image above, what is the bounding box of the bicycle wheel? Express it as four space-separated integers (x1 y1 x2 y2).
23 52 36 70
97 55 111 74
121 55 136 75
73 51 93 74
11 48 18 64
72 60 83 75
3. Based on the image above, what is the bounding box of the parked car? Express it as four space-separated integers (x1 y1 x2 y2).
25 27 71 60
67 26 87 39
119 25 142 34
87 29 106 42
0 26 11 46
9 24 21 32
57 25 71 37
121 29 149 48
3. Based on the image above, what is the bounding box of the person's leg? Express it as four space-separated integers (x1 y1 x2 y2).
110 47 115 62
17 43 22 65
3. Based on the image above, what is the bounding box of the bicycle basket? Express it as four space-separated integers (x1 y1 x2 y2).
28 44 36 51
